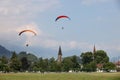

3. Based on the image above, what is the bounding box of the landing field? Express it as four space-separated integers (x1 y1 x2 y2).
0 72 120 80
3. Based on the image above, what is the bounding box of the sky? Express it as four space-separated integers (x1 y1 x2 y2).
0 0 120 59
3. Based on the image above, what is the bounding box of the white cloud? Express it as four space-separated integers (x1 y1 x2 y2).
0 0 60 30
69 41 77 48
32 39 94 52
0 0 60 47
0 0 60 16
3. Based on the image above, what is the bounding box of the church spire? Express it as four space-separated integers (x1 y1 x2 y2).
58 46 62 55
93 45 96 61
93 45 96 54
57 46 62 62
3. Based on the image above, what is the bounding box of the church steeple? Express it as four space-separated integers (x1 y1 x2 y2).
93 45 96 61
58 46 62 55
93 45 96 54
57 46 62 62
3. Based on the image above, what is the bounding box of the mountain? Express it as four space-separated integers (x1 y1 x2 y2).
0 45 12 58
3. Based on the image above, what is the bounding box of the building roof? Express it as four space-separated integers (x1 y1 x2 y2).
115 61 120 65
96 64 103 68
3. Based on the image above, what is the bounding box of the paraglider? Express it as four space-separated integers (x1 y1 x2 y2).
55 15 70 30
19 29 37 47
19 30 37 36
55 15 70 21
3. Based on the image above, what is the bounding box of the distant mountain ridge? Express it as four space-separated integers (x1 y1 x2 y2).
0 45 12 58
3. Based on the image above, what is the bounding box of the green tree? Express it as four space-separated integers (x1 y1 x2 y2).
94 50 109 64
80 52 93 64
20 57 30 71
82 62 96 72
10 52 21 72
49 57 57 72
0 56 10 72
1 56 8 64
62 57 73 72
56 62 62 72
32 66 39 72
80 51 109 72
71 55 80 72
39 58 49 72
30 62 39 72
43 58 49 71
0 63 10 73
103 62 116 72
38 57 44 71
27 53 38 62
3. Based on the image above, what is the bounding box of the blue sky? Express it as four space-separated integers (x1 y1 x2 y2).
0 0 120 59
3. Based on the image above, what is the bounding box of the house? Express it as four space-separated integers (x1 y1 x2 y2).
115 61 120 68
96 64 103 72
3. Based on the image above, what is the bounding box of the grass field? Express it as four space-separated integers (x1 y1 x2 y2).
0 72 120 80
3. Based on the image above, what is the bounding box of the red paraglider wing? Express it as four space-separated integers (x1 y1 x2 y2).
19 30 37 36
55 15 70 21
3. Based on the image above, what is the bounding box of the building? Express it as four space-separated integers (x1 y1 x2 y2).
57 46 62 62
96 64 103 72
93 45 96 61
93 45 96 54
115 61 120 68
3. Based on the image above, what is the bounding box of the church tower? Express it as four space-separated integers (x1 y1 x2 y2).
57 46 62 62
93 45 96 54
93 45 96 61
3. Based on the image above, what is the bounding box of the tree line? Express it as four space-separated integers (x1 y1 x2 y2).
0 50 118 73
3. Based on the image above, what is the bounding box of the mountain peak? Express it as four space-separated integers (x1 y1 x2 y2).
0 45 12 58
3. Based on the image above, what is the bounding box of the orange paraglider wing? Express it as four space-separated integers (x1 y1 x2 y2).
19 30 37 36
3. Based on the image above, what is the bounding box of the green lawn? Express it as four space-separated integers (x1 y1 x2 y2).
0 72 120 80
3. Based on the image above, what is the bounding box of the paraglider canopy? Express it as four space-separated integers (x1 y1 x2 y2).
55 15 70 30
19 30 37 36
55 15 70 22
19 29 37 47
